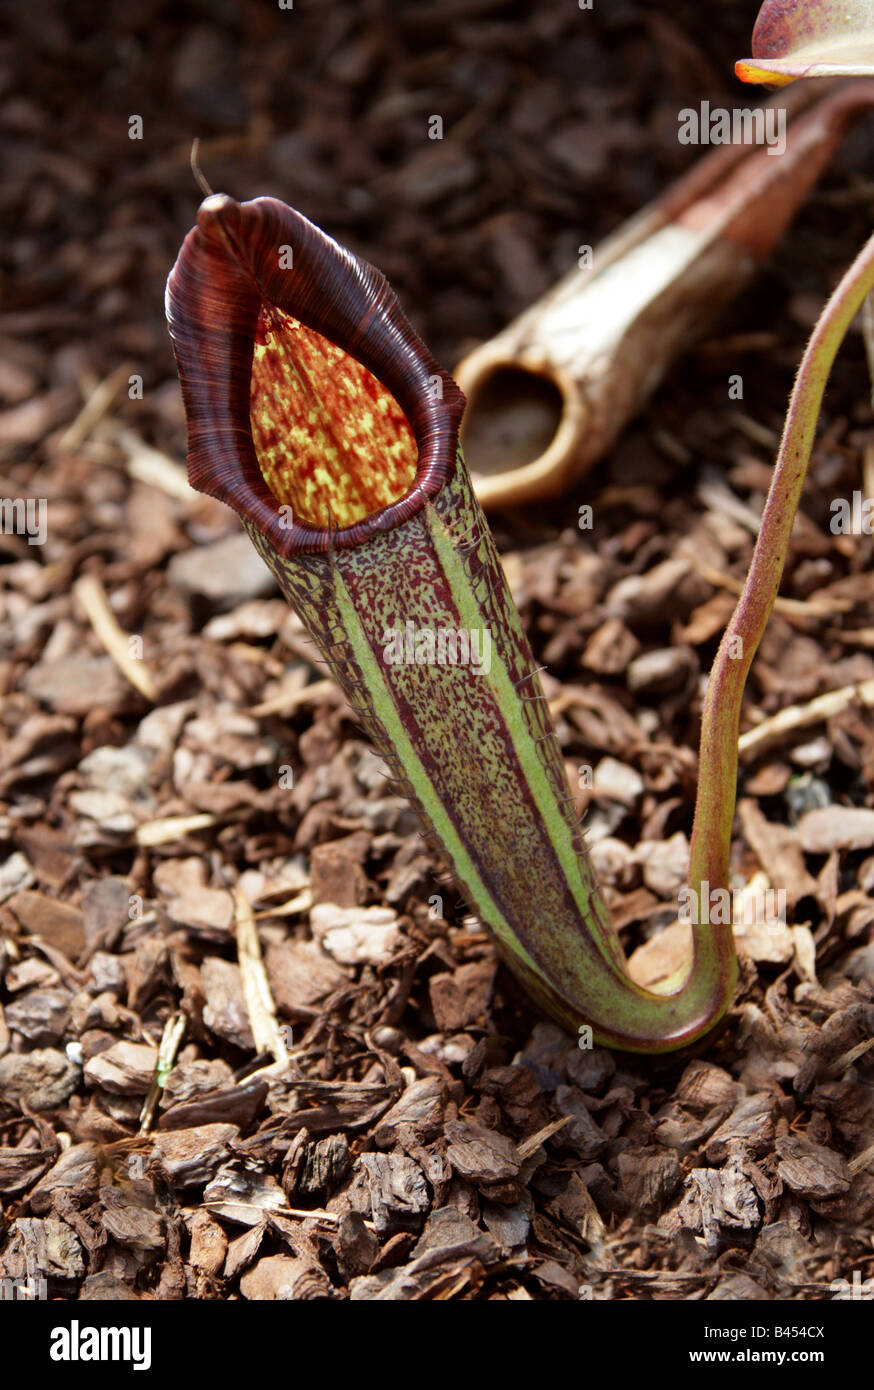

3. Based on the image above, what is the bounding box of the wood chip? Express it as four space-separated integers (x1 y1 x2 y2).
776 1137 852 1201
84 1041 159 1095
797 806 874 853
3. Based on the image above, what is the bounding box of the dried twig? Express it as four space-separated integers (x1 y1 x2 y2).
74 573 158 701
250 678 338 718
234 887 289 1075
695 560 853 618
253 888 312 920
739 677 874 759
115 426 196 501
516 1116 571 1159
136 812 224 846
57 362 133 452
849 1139 874 1175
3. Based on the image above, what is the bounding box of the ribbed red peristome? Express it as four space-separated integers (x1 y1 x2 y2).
165 194 466 555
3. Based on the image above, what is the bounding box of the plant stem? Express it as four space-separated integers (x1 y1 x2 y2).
689 225 874 911
168 193 746 1051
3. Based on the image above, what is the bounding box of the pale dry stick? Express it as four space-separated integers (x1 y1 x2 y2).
114 426 196 502
829 1035 874 1078
74 573 158 702
253 888 312 921
732 412 781 450
139 1012 186 1134
250 677 338 718
57 362 133 454
697 474 766 536
198 1200 367 1229
738 677 874 759
515 1116 572 1159
833 626 874 648
695 560 853 618
849 1139 874 1176
233 886 290 1076
546 689 583 721
136 812 222 847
